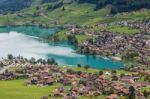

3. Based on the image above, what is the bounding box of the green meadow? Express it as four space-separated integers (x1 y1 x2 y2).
0 79 106 99
0 80 57 99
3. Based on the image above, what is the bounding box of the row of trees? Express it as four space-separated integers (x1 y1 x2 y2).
7 54 58 65
29 57 57 65
110 0 150 14
41 0 59 4
47 1 63 10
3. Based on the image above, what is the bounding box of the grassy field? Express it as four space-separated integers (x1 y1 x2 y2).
0 79 105 99
107 25 141 35
0 80 56 99
75 35 93 43
1 66 104 99
3 66 131 99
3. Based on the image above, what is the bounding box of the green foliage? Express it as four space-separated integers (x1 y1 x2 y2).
0 62 4 67
0 80 62 99
75 35 93 43
129 86 136 99
53 31 67 41
67 34 78 46
84 65 90 70
99 70 104 75
41 0 59 4
77 64 82 68
7 54 13 60
122 51 139 62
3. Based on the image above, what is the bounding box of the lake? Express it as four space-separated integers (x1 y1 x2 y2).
0 26 123 69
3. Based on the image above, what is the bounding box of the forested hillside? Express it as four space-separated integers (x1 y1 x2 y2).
0 0 32 14
0 0 150 14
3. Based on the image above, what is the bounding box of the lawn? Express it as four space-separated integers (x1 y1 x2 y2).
107 25 140 35
75 35 93 43
52 32 93 43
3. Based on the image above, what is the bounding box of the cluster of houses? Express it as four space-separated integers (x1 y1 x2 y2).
0 57 29 80
15 63 150 99
0 56 149 99
65 20 150 66
78 31 150 65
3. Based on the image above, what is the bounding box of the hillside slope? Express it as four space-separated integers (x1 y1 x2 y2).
0 0 150 14
0 0 149 26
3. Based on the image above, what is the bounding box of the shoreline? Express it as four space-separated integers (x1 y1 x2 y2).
0 25 125 70
109 56 122 61
0 54 124 70
49 31 124 63
0 24 63 29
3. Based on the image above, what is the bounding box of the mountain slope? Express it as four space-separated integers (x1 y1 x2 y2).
0 0 149 26
0 0 150 14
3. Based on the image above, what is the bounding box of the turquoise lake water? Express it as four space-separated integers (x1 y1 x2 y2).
0 26 123 69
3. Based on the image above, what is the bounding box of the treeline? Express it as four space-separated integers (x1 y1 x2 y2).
110 0 150 14
0 0 62 14
47 1 64 10
78 0 150 14
0 0 32 14
41 0 59 4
